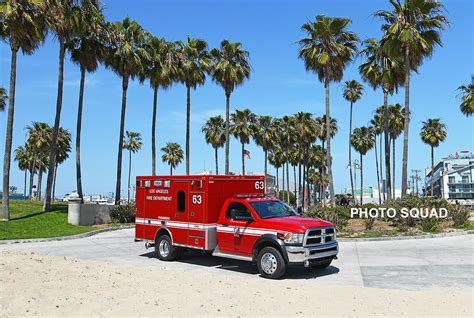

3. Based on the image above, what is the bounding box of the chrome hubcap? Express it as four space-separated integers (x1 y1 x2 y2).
261 252 278 275
159 240 170 257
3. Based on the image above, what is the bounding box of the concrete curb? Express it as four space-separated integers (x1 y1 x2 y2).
338 229 474 242
0 225 134 245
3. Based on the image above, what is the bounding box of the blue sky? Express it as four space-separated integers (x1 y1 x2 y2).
0 0 473 198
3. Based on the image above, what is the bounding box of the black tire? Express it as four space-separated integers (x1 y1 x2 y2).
155 235 179 261
311 260 332 269
256 246 287 279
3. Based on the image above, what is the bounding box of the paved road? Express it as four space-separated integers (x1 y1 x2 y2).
1 229 472 290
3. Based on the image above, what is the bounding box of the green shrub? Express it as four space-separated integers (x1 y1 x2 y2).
364 217 375 230
449 205 470 228
419 217 439 232
110 202 135 223
277 190 296 206
305 207 349 231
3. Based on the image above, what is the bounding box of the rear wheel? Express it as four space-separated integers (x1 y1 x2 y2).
155 235 179 261
256 247 286 279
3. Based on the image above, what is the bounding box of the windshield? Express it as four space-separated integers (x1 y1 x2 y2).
249 200 299 219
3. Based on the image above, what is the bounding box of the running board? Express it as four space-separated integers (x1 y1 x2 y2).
212 246 253 262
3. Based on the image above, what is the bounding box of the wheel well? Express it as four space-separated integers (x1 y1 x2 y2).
155 228 172 243
253 239 288 263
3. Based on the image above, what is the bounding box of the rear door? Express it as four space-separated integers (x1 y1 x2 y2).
135 179 145 239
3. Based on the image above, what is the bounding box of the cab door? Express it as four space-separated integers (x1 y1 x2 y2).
217 201 259 256
188 191 205 248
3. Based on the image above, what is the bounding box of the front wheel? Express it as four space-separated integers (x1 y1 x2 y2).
256 247 286 279
155 235 179 261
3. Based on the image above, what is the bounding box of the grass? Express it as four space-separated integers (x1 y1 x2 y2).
0 200 95 240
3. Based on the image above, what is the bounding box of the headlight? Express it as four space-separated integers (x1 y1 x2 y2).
280 233 304 245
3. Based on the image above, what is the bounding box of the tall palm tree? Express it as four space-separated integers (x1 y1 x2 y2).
376 0 449 196
230 109 257 175
420 118 447 196
0 87 7 112
123 131 143 202
201 115 226 174
298 15 358 207
315 115 337 204
1 0 47 219
26 122 51 200
104 17 149 204
342 80 364 200
306 144 324 207
210 40 251 175
351 126 375 205
176 36 210 175
14 144 32 198
268 147 284 193
359 38 405 201
43 0 99 211
254 116 274 184
457 83 473 117
143 37 179 175
52 127 72 200
370 109 384 203
67 5 106 202
161 142 183 175
387 104 405 199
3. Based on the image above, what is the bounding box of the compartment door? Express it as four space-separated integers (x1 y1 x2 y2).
188 191 205 248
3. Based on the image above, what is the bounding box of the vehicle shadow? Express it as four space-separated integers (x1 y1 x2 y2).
140 250 340 280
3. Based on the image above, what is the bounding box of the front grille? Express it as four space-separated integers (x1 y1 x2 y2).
304 227 336 247
309 246 337 255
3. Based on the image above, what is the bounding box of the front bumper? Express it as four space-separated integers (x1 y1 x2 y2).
285 241 339 263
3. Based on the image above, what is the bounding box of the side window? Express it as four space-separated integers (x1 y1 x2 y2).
225 202 251 219
177 191 186 212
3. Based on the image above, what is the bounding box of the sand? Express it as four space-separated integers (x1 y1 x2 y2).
0 250 472 317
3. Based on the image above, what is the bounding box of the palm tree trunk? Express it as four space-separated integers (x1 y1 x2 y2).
76 67 85 202
1 48 18 219
302 164 306 207
52 163 58 201
151 86 158 176
127 149 132 202
286 162 290 204
264 150 267 189
185 85 191 175
379 135 384 202
170 166 173 176
37 170 42 200
298 163 302 208
43 39 66 212
225 93 231 175
431 146 434 197
276 167 279 193
325 80 335 207
321 140 325 205
374 136 381 204
360 153 363 205
215 147 219 174
29 168 34 200
114 75 129 205
293 165 297 201
401 46 410 196
241 143 245 175
349 101 355 200
306 165 311 208
383 89 391 202
281 164 285 198
392 137 396 200
23 170 27 199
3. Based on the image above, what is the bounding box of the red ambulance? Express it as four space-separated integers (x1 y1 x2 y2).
135 175 338 279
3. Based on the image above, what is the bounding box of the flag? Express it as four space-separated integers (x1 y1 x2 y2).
243 149 251 159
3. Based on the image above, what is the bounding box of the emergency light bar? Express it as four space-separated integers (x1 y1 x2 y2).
234 193 276 199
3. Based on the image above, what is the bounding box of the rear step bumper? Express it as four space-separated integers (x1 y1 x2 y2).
285 241 339 263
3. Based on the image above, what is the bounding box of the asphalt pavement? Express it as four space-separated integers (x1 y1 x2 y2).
1 229 472 290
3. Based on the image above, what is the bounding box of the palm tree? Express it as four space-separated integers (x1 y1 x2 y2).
123 131 143 202
387 104 405 199
0 87 7 112
210 40 251 175
201 116 226 174
52 127 72 200
142 37 178 176
230 109 257 175
280 116 296 203
342 80 364 200
268 147 284 193
359 38 405 201
306 144 324 207
420 118 447 196
254 116 275 184
457 83 473 117
26 122 51 200
104 17 149 204
161 142 183 175
42 0 99 211
1 0 47 219
370 109 384 203
67 6 106 202
14 144 32 198
351 126 375 205
298 15 358 207
376 0 449 196
176 36 210 175
315 115 337 204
